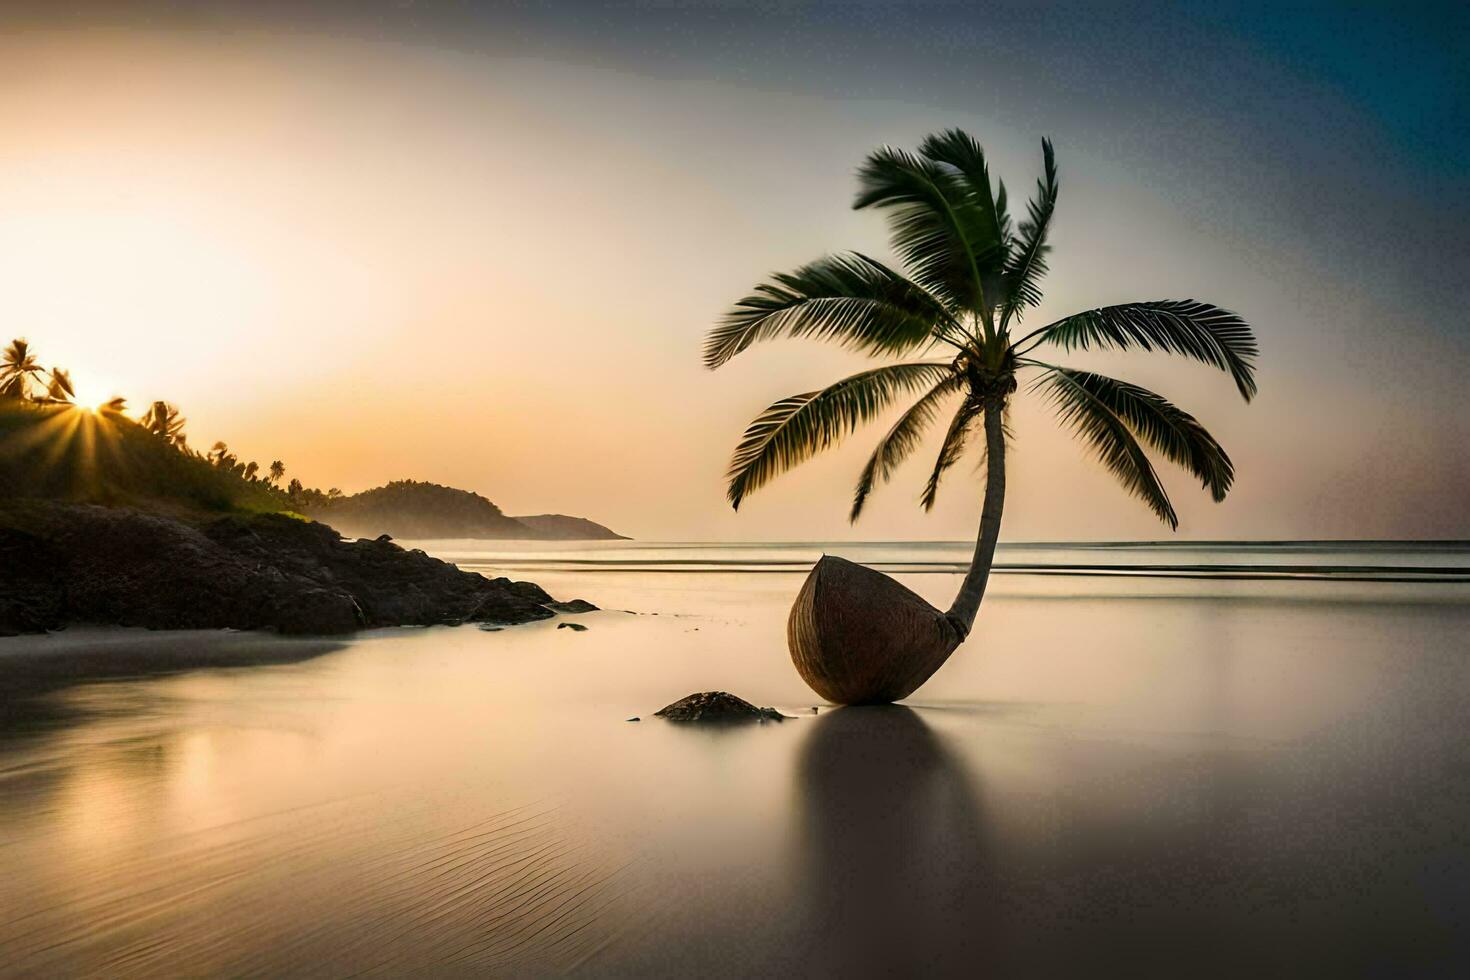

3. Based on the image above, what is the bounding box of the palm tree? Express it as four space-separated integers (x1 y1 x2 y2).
207 441 239 471
708 130 1257 704
244 460 260 482
140 400 188 448
0 339 46 400
100 396 128 414
42 368 75 404
268 460 285 484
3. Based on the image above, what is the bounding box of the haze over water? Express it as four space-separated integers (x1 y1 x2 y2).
2 541 1466 976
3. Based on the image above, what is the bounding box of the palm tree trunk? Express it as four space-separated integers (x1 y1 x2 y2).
945 396 1006 636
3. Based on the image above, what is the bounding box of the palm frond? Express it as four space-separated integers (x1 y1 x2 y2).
1033 364 1233 500
46 368 74 402
726 361 953 509
1033 368 1178 528
920 398 984 511
705 252 955 368
999 138 1058 328
917 129 1010 257
850 372 964 521
1025 300 1259 401
853 146 1001 312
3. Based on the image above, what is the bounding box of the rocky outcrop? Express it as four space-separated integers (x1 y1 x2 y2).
0 503 593 636
653 691 787 723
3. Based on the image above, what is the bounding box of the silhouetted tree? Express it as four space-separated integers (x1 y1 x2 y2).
244 461 259 481
1 339 45 400
141 401 188 448
42 368 75 404
710 130 1257 702
268 460 285 484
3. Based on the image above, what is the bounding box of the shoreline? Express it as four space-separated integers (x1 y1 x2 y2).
0 628 354 696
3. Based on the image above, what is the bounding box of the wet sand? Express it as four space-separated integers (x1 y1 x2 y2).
1 547 1467 976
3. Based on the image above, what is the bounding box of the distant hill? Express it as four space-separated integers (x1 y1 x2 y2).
0 401 283 514
0 404 624 541
306 480 523 539
306 480 626 541
509 514 628 541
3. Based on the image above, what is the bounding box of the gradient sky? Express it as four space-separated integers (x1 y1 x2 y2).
2 1 1466 540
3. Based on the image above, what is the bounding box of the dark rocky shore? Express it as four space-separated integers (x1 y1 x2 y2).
0 503 591 636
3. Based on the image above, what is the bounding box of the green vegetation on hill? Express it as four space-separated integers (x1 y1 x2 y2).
2 337 624 538
0 401 286 513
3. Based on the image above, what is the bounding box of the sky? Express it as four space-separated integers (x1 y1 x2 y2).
1 1 1466 540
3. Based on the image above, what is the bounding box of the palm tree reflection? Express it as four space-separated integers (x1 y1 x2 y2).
795 706 995 973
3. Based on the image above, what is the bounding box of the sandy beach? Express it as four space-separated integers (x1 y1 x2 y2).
2 542 1467 976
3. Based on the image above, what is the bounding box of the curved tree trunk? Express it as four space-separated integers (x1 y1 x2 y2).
945 396 1007 635
787 397 1008 704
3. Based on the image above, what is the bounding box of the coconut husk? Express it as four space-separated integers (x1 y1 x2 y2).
787 555 962 705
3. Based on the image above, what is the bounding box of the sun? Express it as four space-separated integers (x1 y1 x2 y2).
68 378 121 412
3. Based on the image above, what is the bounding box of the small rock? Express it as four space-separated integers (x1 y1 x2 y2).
375 533 394 543
557 622 588 632
626 716 640 722
545 598 598 614
653 691 787 724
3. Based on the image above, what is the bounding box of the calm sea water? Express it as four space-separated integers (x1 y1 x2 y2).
1 541 1467 976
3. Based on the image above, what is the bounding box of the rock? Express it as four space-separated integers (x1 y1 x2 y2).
0 502 567 636
0 526 66 634
375 533 393 543
544 598 598 614
626 716 640 722
268 589 365 635
653 691 787 724
557 622 588 632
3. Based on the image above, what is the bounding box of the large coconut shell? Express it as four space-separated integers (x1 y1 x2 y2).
787 555 962 705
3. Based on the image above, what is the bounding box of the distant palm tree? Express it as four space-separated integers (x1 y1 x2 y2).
140 401 188 448
268 460 285 484
207 441 239 471
708 130 1257 703
0 339 46 400
244 461 260 482
100 396 128 414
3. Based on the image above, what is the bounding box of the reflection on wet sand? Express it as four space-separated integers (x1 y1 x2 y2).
0 632 640 977
1 630 349 700
796 706 993 974
1 563 1466 976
